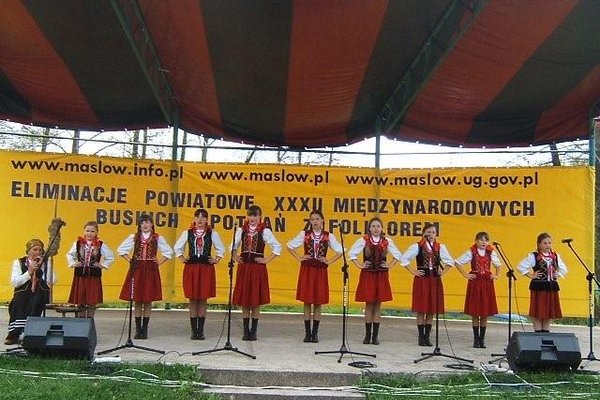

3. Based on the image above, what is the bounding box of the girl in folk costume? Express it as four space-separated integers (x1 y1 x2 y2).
517 232 567 332
232 205 281 341
400 223 454 346
454 231 501 348
174 209 225 340
5 239 57 345
67 221 115 318
287 210 342 343
348 217 402 345
117 214 173 339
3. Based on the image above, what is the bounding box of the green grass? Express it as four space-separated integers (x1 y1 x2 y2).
360 370 600 399
0 354 217 400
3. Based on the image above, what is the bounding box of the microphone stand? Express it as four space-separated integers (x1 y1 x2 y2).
414 239 473 365
489 242 517 363
193 224 255 359
315 227 375 363
98 258 165 355
564 240 599 363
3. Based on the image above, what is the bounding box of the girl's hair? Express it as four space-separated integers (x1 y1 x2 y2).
309 209 324 220
422 222 436 233
475 231 489 241
194 209 209 218
537 232 552 245
84 221 99 231
247 205 262 216
138 214 153 225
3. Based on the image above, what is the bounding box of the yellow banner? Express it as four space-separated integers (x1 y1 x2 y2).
0 150 594 317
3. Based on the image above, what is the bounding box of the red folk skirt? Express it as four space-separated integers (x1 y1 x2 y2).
412 274 444 314
68 275 103 305
183 262 216 300
464 277 498 317
355 270 393 303
296 264 329 305
529 290 562 319
232 262 270 307
119 260 162 302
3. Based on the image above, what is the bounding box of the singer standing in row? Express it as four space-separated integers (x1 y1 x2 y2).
349 217 402 345
118 214 173 339
517 232 567 332
174 209 224 340
455 232 501 348
401 223 454 346
288 210 342 343
67 221 115 318
5 239 57 345
232 205 281 341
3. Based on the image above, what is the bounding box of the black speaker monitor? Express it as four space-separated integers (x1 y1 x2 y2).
22 317 97 360
506 331 581 372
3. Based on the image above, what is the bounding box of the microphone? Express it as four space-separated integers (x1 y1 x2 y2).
561 238 573 244
492 241 500 246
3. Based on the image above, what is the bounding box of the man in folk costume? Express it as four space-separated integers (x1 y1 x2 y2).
401 223 454 346
174 209 224 340
5 239 57 345
117 214 173 339
287 210 342 343
232 205 281 341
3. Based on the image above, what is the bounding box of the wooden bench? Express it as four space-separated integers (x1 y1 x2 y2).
45 304 83 317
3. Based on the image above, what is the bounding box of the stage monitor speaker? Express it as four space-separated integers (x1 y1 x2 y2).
506 331 581 372
22 317 97 360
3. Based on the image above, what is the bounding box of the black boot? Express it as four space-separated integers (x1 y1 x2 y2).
479 326 486 348
363 323 372 344
417 324 426 346
424 324 433 347
4 331 20 346
311 320 320 343
134 317 142 339
303 320 312 342
472 326 480 348
190 317 198 340
141 317 149 339
197 317 206 340
249 318 259 341
371 323 380 345
242 318 250 340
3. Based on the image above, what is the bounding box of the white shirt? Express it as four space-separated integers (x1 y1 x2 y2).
455 248 501 267
11 258 57 288
400 241 454 267
287 230 343 254
231 227 282 255
66 240 115 269
174 229 225 258
517 252 567 279
117 232 174 259
348 235 402 261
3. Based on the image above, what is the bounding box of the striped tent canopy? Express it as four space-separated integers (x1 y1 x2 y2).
1 0 600 148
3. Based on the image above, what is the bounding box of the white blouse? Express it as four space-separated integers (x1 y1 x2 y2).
174 229 225 258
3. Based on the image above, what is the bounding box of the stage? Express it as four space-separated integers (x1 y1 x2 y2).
2 307 600 398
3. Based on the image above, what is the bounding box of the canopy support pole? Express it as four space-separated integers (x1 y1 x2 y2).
375 0 489 136
110 0 178 126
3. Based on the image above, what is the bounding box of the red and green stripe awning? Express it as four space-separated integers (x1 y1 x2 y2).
1 0 599 148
